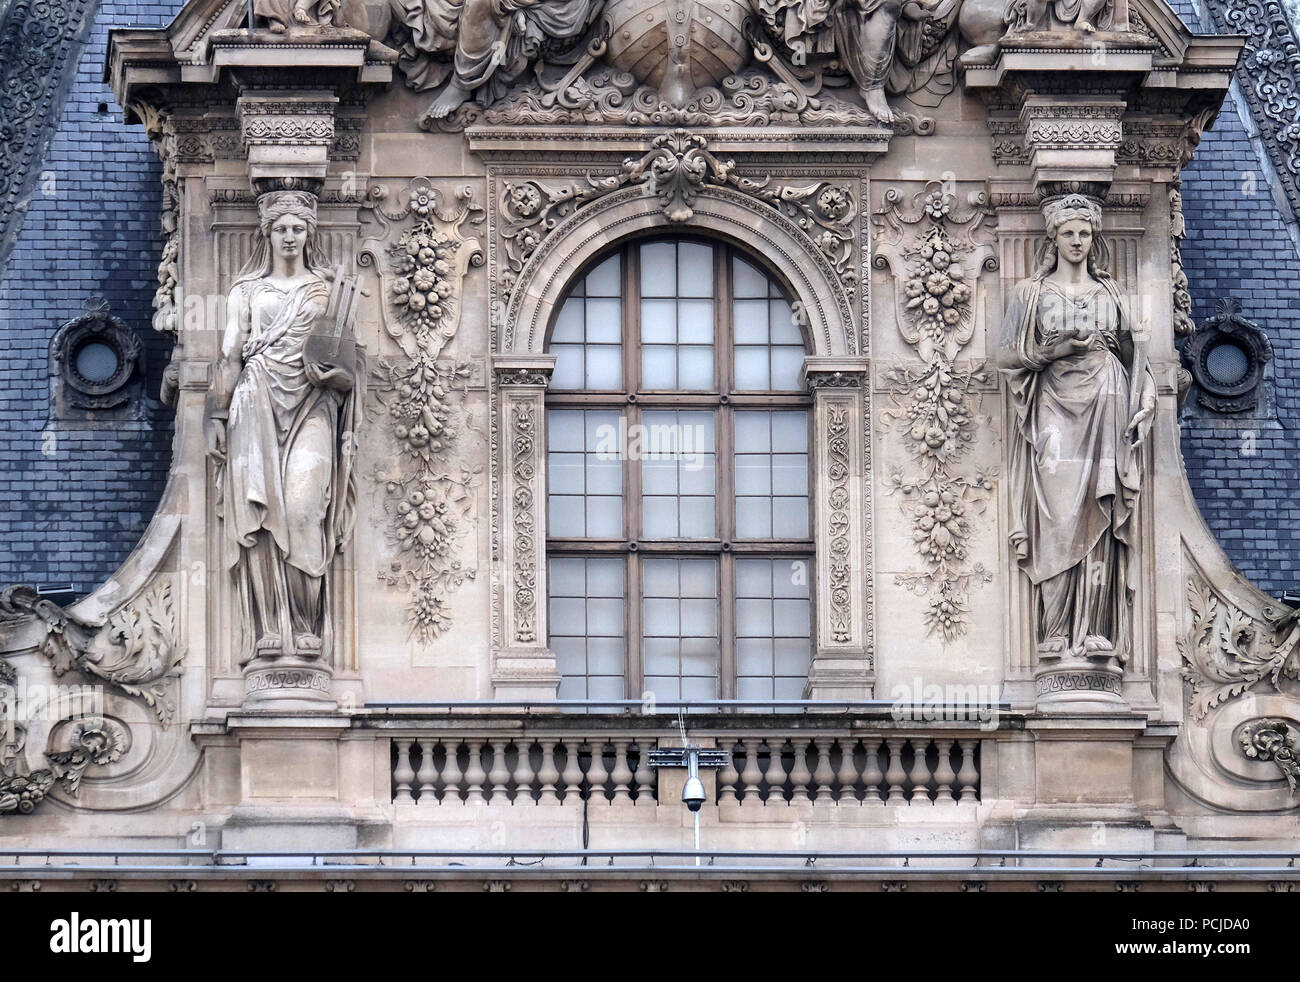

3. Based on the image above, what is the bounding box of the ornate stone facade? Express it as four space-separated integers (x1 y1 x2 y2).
2 0 1299 888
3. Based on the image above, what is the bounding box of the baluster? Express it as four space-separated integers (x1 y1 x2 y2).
633 739 655 803
957 739 979 802
441 738 463 803
836 738 861 804
586 737 609 803
416 738 438 802
740 738 763 803
789 738 813 801
933 739 957 803
537 740 561 805
764 737 788 804
885 738 907 804
610 739 633 803
488 739 511 803
908 738 933 805
862 738 885 805
513 738 536 805
560 738 584 802
464 739 487 803
394 740 415 801
717 739 740 803
812 738 835 802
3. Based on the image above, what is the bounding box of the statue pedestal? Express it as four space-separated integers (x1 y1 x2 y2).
1034 654 1127 714
244 655 336 711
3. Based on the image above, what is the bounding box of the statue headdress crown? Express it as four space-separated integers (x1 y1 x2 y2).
1042 193 1102 232
256 190 318 234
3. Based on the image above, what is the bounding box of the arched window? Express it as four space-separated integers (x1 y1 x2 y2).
545 238 814 704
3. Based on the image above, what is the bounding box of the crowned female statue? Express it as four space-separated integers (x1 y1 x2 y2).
998 194 1156 671
204 189 362 675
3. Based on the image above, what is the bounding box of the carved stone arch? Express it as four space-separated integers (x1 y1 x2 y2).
502 185 857 359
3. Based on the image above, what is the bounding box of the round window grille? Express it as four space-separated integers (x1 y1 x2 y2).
1205 341 1250 387
73 340 122 384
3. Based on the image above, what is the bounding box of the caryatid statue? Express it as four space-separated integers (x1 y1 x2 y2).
204 190 363 671
998 194 1156 666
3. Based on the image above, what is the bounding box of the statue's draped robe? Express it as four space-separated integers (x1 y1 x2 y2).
390 0 602 98
213 277 360 661
1001 277 1154 661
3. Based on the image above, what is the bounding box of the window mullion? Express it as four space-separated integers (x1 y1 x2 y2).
719 550 736 702
627 552 643 700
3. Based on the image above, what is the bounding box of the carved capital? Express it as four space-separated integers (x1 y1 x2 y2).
236 90 339 184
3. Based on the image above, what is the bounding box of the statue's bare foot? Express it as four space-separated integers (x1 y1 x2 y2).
255 634 283 656
1075 18 1096 31
862 87 895 124
294 632 322 654
266 19 288 33
292 5 312 23
428 81 471 120
1083 634 1112 653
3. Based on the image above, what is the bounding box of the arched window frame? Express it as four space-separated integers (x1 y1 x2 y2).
490 194 871 703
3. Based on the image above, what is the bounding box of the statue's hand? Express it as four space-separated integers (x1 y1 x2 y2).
305 360 354 392
1125 403 1155 446
205 416 227 462
1048 336 1092 362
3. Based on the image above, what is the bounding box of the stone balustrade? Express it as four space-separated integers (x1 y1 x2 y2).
389 731 981 805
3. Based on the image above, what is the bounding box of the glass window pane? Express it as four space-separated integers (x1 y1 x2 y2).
550 346 584 389
774 637 811 675
734 412 770 452
681 647 717 678
677 300 713 343
586 254 621 296
552 300 583 342
640 242 677 296
736 677 773 701
586 410 620 445
735 455 770 495
773 677 805 702
772 411 808 452
734 346 769 390
585 298 622 343
736 560 771 598
679 497 715 538
643 598 680 633
645 677 680 701
770 346 804 391
772 560 808 598
773 598 811 636
737 638 774 674
549 496 585 537
642 558 678 597
642 496 679 537
733 256 768 298
554 643 584 678
588 675 625 702
586 455 621 494
587 558 625 597
679 412 715 452
678 242 713 297
769 298 798 342
586 495 623 537
550 597 585 627
643 638 679 675
587 597 624 635
585 345 622 389
587 637 624 674
737 598 773 635
772 497 809 538
548 410 584 451
736 498 771 538
642 345 676 388
549 453 585 494
772 454 808 495
549 558 587 596
682 676 718 700
641 298 676 343
642 460 677 494
678 459 715 496
680 559 718 597
733 299 769 343
677 346 713 390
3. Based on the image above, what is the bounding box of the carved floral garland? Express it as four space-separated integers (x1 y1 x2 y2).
361 181 485 642
874 184 996 639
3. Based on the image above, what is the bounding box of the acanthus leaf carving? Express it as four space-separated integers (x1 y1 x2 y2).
1178 572 1300 721
0 580 184 725
361 181 485 643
